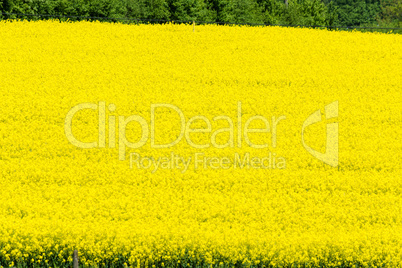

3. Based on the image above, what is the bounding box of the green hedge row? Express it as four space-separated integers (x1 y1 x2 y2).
0 0 400 28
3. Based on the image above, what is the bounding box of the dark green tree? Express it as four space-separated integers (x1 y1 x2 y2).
330 0 381 26
219 0 264 23
257 0 283 24
377 0 401 27
167 0 216 21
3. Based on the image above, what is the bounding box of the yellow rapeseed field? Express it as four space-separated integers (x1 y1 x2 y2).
0 20 401 267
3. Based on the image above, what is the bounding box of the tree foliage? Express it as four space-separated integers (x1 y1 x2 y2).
0 0 400 28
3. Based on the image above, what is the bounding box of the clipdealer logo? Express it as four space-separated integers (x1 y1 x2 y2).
64 102 286 160
301 101 339 167
64 101 338 168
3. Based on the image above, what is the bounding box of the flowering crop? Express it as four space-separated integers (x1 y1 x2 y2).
0 20 401 267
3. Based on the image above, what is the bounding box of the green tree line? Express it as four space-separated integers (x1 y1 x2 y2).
0 0 400 28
